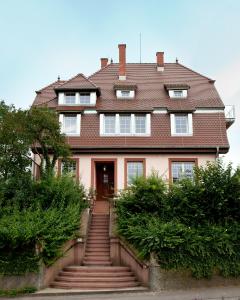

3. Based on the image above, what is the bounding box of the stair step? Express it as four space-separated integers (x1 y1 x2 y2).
55 276 136 283
64 266 130 272
59 271 133 277
85 252 110 255
83 261 112 266
50 281 140 289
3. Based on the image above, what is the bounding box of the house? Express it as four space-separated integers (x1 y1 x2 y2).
31 43 235 290
32 44 235 200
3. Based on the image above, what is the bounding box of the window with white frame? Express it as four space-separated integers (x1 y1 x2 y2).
104 115 116 134
127 161 144 185
168 90 187 99
120 114 131 134
65 92 76 104
59 114 81 136
116 90 135 99
61 159 77 177
79 93 90 104
135 115 146 134
171 161 195 182
100 114 150 136
170 113 193 136
58 92 96 106
173 90 183 98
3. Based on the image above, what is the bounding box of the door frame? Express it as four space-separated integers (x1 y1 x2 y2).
91 158 118 195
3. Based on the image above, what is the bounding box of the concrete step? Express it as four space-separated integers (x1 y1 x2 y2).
51 281 139 289
83 261 112 266
59 271 134 277
55 276 136 283
64 266 130 272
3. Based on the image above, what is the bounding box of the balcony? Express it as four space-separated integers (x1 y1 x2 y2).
225 105 235 128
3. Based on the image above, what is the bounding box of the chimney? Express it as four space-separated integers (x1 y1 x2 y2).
118 44 126 80
101 58 108 68
156 52 164 72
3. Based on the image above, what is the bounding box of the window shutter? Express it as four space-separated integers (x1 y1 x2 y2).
76 114 81 135
58 93 64 105
146 114 151 135
100 114 104 135
170 114 175 135
59 114 64 133
188 113 193 135
90 92 97 105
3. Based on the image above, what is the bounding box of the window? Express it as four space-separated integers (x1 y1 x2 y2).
104 115 116 134
116 90 135 99
135 115 146 134
101 114 150 136
170 113 193 136
171 161 195 182
175 114 188 134
59 114 81 135
173 90 183 98
65 93 76 104
121 90 130 97
120 115 131 134
168 90 187 98
61 160 77 177
80 93 90 105
126 160 145 186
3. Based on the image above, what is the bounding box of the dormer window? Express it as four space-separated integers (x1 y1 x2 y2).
121 90 130 97
169 90 187 99
79 93 90 104
164 84 190 99
65 92 76 104
173 90 183 98
58 92 97 106
116 90 135 99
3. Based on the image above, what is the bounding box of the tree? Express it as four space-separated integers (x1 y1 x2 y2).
0 101 70 179
0 101 30 179
28 107 70 177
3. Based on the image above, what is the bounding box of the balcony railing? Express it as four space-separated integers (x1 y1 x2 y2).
224 105 235 128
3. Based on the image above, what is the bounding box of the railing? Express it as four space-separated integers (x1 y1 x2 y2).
224 105 235 128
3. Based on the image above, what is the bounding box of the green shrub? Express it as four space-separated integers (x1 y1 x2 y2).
116 173 167 216
116 161 240 278
0 175 87 275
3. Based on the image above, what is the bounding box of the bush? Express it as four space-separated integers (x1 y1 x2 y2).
116 174 167 216
116 161 240 278
0 175 87 275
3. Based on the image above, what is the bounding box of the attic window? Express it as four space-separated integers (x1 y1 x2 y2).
121 90 130 97
169 90 187 99
65 92 76 104
173 90 183 98
79 93 90 104
116 90 135 99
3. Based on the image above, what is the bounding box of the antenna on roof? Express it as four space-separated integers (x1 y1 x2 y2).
57 75 60 81
176 57 179 64
110 58 113 64
139 33 142 63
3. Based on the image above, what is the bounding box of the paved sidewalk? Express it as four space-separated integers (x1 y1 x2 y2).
6 285 240 300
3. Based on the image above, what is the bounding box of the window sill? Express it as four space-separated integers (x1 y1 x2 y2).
100 133 151 137
63 133 81 137
171 133 193 137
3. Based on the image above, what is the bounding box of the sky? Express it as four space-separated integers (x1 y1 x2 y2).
0 0 239 167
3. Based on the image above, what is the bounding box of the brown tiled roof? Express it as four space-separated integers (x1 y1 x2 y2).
55 73 98 90
31 62 229 152
164 83 190 90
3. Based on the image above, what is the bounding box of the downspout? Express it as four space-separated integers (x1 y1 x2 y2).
216 146 220 159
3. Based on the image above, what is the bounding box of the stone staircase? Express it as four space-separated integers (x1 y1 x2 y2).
50 214 141 289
